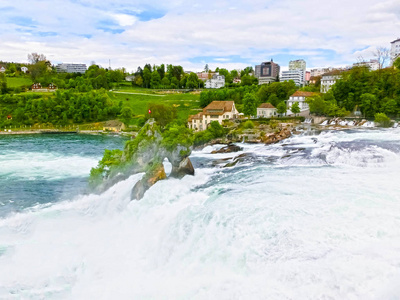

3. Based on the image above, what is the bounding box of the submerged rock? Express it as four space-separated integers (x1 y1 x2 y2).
211 144 243 154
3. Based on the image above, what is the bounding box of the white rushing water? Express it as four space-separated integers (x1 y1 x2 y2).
1 129 400 299
0 151 100 180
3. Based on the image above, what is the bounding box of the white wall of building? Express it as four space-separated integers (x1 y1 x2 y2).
205 75 225 89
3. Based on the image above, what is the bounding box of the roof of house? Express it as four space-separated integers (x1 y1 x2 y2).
188 112 203 122
290 91 317 98
391 38 400 44
203 101 234 115
258 103 276 109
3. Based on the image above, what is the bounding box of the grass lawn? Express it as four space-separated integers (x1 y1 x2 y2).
108 90 202 123
6 77 33 88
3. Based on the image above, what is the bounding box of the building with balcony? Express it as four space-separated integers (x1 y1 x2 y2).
255 60 280 84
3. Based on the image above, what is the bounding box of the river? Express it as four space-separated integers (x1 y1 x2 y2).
1 129 400 299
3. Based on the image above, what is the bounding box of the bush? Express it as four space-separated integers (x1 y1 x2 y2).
242 120 254 129
374 113 391 128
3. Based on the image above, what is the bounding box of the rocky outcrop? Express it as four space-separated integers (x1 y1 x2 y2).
263 128 292 144
211 143 243 154
93 120 195 200
131 163 167 200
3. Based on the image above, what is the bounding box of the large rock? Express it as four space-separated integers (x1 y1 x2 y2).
264 128 291 144
170 156 195 178
131 164 167 200
211 143 243 154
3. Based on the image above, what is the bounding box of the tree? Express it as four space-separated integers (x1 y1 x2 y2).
374 112 391 127
150 70 161 88
373 47 389 69
186 72 199 89
360 93 377 117
291 102 300 116
204 64 209 72
276 102 287 116
120 106 133 121
134 75 143 87
394 57 400 70
147 103 176 127
268 94 280 107
242 93 257 117
161 77 170 88
306 95 326 115
143 68 151 88
28 53 47 64
0 73 7 94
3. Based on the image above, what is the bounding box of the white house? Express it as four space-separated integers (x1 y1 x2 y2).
320 73 341 93
391 38 400 65
21 67 28 73
257 103 277 118
287 91 317 111
0 67 5 73
188 101 238 131
205 74 225 89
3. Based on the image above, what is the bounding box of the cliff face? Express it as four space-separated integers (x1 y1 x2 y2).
91 120 195 200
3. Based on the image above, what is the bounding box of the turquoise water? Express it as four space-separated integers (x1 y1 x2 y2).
1 129 400 299
0 134 126 217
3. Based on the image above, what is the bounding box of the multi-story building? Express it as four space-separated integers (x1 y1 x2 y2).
188 101 238 131
287 91 317 111
56 63 87 73
289 59 306 71
320 72 342 93
390 38 400 65
205 74 225 89
281 69 305 86
255 60 280 84
353 59 380 71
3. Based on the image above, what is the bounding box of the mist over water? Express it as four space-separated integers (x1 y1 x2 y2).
1 129 400 299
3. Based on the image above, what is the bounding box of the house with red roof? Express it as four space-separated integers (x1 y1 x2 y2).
257 103 277 118
188 101 238 131
287 91 318 111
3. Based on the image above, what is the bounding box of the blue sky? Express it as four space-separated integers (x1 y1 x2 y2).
0 0 399 72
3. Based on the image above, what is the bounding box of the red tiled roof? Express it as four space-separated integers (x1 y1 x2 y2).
188 112 203 122
203 101 234 115
258 103 275 109
290 91 317 97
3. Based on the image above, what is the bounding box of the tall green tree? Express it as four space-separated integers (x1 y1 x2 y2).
276 102 287 116
291 102 300 116
243 93 257 116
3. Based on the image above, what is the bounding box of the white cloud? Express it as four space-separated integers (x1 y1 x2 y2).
0 0 399 72
112 14 138 26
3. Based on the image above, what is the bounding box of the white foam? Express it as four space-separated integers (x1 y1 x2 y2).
1 130 400 299
0 151 99 180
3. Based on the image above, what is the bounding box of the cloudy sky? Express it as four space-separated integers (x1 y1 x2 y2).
1 0 399 72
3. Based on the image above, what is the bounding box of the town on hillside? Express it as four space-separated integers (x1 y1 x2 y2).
1 38 400 137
